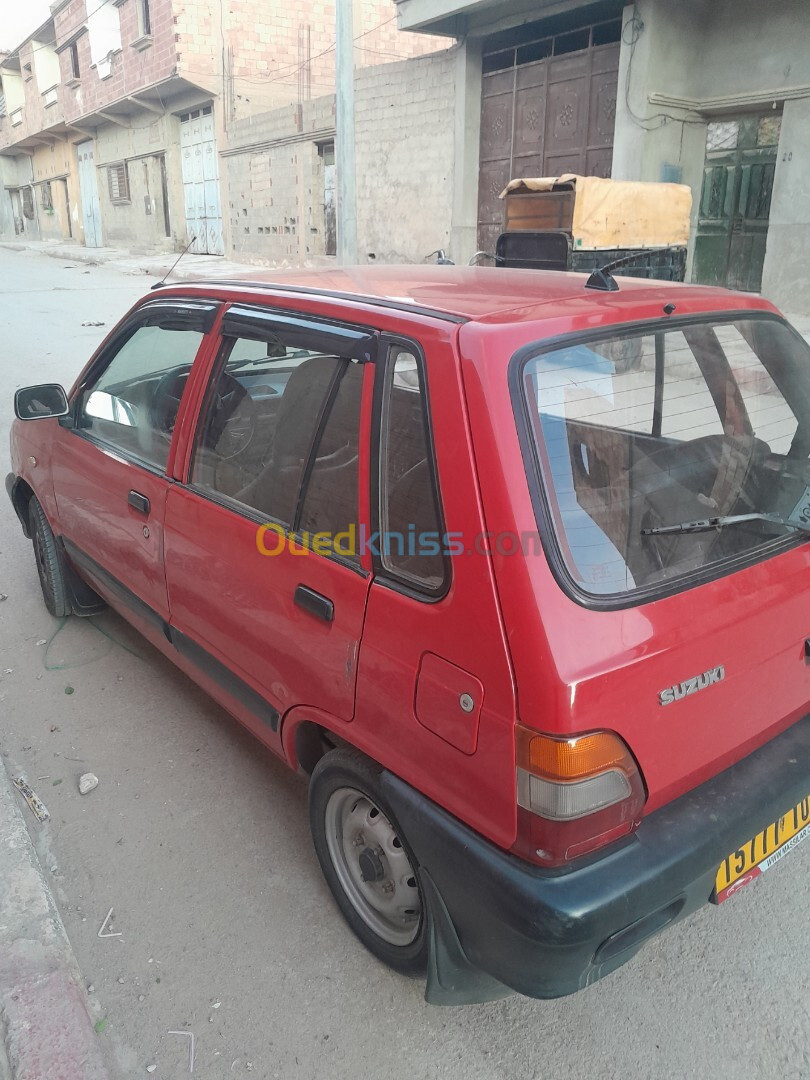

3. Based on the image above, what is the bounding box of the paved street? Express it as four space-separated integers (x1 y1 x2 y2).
0 246 808 1080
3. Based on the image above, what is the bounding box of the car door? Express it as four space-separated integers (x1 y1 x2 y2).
163 303 376 746
51 300 219 637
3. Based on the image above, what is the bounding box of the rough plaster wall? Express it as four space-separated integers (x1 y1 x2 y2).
761 97 810 313
355 49 456 263
613 0 810 303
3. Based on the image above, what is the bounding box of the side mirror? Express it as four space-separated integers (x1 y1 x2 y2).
14 384 70 420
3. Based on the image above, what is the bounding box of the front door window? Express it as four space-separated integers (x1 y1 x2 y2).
78 319 205 470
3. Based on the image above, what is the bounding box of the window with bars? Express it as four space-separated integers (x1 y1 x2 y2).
108 162 130 203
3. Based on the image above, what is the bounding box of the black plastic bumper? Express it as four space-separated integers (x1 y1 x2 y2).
381 715 810 1003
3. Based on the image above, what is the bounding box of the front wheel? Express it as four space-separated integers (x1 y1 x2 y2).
29 497 70 618
308 749 428 976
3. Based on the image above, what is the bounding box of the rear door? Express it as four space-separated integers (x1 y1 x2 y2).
51 300 218 634
163 304 376 745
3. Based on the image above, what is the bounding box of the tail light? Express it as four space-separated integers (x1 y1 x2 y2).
512 725 646 867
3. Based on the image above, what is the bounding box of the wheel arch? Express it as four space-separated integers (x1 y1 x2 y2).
7 476 35 538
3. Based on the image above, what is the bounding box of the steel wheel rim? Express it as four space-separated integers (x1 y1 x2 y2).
324 787 422 947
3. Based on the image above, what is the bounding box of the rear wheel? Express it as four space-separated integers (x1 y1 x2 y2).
29 497 70 618
309 749 427 976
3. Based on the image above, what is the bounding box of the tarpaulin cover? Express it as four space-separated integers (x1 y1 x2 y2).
500 174 692 250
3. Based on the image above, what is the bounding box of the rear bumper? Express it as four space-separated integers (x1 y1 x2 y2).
381 714 810 1002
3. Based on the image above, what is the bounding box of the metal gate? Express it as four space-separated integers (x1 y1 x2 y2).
692 115 781 293
76 141 102 248
179 106 224 256
477 14 622 251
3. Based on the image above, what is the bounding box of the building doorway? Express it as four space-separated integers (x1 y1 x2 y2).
76 141 102 248
693 114 781 292
179 106 224 255
476 3 623 251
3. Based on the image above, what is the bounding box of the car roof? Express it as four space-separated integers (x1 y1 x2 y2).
167 265 760 325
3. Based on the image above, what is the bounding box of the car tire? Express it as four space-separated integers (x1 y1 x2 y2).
29 497 70 618
309 748 428 977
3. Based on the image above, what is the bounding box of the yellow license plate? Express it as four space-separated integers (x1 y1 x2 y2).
713 796 810 903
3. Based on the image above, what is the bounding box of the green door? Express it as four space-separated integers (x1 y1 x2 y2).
693 115 780 292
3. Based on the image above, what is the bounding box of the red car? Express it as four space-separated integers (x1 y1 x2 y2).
7 266 810 1003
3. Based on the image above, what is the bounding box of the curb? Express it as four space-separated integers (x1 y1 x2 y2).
0 765 111 1080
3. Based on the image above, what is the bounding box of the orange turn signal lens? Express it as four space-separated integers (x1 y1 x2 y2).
516 726 634 781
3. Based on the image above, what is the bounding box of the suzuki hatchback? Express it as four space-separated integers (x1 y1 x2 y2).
7 266 810 1003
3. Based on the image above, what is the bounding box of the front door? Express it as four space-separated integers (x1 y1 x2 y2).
51 300 218 638
164 304 375 743
693 114 781 292
76 140 102 248
179 106 224 255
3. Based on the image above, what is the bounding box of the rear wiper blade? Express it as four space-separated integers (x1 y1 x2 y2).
642 513 810 536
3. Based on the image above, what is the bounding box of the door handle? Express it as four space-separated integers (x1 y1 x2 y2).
294 585 334 623
128 490 150 515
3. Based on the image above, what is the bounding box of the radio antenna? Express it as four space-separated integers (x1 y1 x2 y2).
151 234 197 290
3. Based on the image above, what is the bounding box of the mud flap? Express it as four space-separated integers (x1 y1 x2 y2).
421 869 512 1006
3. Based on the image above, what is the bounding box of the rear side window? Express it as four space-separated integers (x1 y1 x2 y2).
519 316 810 600
191 321 367 564
379 347 446 592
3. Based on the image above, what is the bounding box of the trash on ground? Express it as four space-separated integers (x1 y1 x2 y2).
98 907 122 938
0 594 7 601
146 1068 157 1075
167 1030 195 1073
52 778 62 786
12 776 50 822
87 984 95 993
212 1001 221 1009
37 639 47 646
65 686 75 695
81 321 106 327
79 772 99 794
94 1018 108 1034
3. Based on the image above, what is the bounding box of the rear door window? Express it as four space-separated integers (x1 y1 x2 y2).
191 309 373 564
519 316 810 599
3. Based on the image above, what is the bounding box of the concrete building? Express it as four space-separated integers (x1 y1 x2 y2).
0 0 443 257
391 0 810 311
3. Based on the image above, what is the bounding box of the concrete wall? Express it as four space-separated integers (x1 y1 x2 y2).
612 0 810 311
221 47 456 266
223 96 337 263
355 48 456 262
93 113 184 251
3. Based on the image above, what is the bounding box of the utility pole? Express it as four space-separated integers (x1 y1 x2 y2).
335 0 357 263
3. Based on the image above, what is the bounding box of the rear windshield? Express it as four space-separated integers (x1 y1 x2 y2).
519 315 810 599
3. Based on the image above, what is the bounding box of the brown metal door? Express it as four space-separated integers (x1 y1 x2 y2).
477 17 621 250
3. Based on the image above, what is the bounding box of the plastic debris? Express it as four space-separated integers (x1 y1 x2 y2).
65 686 75 695
81 321 106 327
167 1031 195 1073
146 1068 157 1075
0 594 7 601
37 639 47 646
12 777 50 822
98 907 122 938
79 773 99 795
212 1002 221 1009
